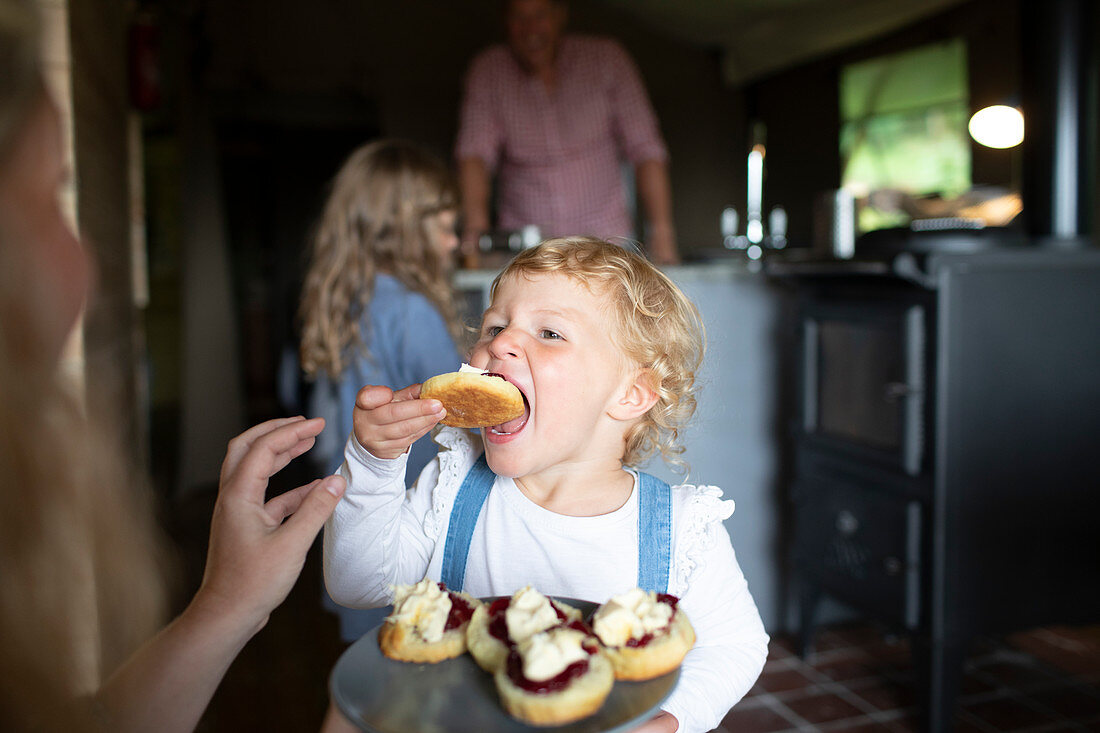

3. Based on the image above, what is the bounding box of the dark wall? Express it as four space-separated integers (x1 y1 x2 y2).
196 0 744 253
746 60 841 250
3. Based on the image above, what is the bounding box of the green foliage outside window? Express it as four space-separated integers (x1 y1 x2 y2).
840 39 971 232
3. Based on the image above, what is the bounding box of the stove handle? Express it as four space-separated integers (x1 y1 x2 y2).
884 382 922 402
835 510 859 536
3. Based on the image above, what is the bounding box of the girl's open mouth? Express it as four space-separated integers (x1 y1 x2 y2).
489 389 529 436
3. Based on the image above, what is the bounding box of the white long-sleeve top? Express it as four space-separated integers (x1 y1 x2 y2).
324 427 769 733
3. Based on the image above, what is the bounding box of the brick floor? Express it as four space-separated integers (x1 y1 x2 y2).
716 623 1100 732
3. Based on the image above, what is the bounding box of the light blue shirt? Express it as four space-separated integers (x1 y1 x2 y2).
311 273 462 486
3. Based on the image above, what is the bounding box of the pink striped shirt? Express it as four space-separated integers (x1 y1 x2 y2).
455 35 668 240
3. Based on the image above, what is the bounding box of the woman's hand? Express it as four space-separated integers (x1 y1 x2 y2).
195 416 347 633
96 416 346 733
352 384 446 460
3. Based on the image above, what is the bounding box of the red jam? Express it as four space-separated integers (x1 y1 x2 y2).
436 583 475 631
506 650 590 694
623 593 680 648
488 599 511 643
488 597 568 645
564 618 594 637
445 593 474 631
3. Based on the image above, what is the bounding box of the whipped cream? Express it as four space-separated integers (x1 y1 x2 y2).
458 362 486 374
519 627 588 681
389 578 452 643
592 588 673 647
505 586 561 644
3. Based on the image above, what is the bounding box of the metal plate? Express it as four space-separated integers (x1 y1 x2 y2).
330 598 679 733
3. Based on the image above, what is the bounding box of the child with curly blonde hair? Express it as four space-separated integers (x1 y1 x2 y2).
325 237 767 732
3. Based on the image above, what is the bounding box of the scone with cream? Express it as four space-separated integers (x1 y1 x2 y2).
420 363 526 429
377 578 480 663
591 588 695 680
466 585 582 673
494 625 613 726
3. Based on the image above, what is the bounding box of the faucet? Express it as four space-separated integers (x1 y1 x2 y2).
721 134 787 260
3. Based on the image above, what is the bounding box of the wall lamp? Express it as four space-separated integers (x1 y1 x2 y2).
968 105 1025 148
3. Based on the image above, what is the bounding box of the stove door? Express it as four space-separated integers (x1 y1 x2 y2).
800 297 927 477
793 475 922 630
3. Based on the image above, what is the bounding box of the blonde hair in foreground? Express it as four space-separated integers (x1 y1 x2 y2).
0 0 167 728
493 237 705 471
299 138 462 378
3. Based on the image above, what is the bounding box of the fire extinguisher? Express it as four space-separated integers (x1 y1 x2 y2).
128 9 160 111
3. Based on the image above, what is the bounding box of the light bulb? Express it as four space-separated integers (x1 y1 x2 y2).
968 105 1024 149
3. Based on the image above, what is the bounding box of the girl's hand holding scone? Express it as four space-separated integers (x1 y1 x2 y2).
352 363 526 460
352 383 447 459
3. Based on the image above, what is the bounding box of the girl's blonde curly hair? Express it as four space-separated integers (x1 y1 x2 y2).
492 237 705 472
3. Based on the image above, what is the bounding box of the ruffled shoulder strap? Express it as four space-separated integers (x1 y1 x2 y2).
669 483 736 596
422 427 482 538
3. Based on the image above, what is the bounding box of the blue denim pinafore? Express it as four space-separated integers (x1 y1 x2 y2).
439 455 672 593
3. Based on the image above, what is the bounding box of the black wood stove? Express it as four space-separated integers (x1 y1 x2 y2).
768 2 1099 726
768 234 1100 732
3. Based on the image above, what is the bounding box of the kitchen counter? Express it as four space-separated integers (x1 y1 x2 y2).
452 262 789 631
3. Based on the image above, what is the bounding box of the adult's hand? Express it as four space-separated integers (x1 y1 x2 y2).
197 416 347 633
647 225 681 266
95 416 345 733
635 159 681 266
458 156 492 267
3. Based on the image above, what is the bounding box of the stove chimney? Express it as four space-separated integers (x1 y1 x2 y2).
1020 0 1097 245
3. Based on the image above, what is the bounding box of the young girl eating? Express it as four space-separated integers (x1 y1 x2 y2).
324 237 768 732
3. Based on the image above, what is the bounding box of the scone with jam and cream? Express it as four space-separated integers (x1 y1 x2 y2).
466 585 582 673
419 363 526 429
377 578 480 663
494 625 613 726
591 588 695 680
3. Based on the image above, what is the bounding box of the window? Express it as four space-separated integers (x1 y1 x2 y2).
840 39 970 232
